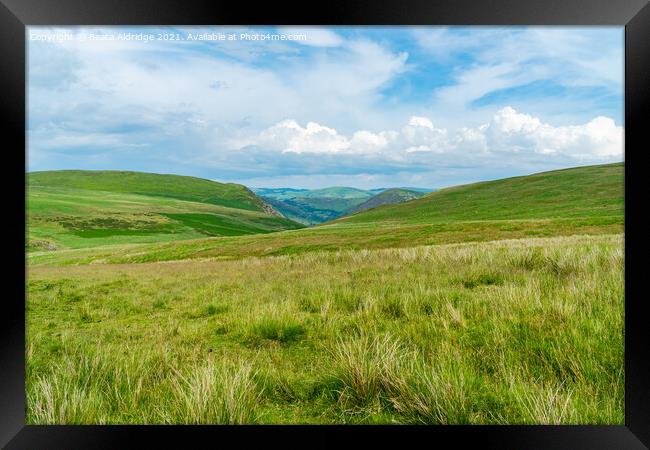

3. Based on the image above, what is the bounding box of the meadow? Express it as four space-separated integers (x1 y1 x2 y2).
25 163 625 424
27 234 623 424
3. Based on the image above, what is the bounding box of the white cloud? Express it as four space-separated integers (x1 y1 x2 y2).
485 107 623 158
246 107 622 160
407 116 434 129
350 130 395 153
258 120 349 154
402 117 449 153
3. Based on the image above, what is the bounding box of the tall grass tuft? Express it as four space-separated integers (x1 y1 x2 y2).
171 360 259 424
247 314 306 345
328 334 411 414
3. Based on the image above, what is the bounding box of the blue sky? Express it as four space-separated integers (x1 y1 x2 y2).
27 26 623 189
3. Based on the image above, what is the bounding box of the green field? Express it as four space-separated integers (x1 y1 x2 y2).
27 171 304 250
26 163 625 424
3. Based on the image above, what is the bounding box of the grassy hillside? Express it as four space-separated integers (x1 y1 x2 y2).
29 170 274 213
347 188 425 214
28 163 623 266
27 171 304 250
339 163 623 225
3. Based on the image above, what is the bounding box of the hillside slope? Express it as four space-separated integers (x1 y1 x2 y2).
29 163 624 265
346 188 425 214
337 163 623 225
27 170 304 250
29 170 276 213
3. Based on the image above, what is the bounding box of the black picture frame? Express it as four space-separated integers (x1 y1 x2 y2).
2 0 648 448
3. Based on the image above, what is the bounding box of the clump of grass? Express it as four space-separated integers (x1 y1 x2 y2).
462 273 505 289
27 348 145 424
298 296 322 313
543 255 580 278
26 343 261 425
387 358 484 424
213 323 229 335
327 336 487 424
380 297 404 318
171 360 260 424
187 303 229 319
327 334 411 413
205 303 228 316
152 299 167 309
331 288 363 313
27 363 106 424
247 315 307 345
78 304 100 323
506 248 545 270
500 378 578 424
57 288 83 303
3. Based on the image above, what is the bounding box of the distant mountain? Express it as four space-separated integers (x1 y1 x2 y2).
252 188 310 200
299 187 372 199
367 187 434 195
345 188 426 215
255 187 374 225
255 186 437 225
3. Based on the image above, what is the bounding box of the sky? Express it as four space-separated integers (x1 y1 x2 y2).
27 26 624 189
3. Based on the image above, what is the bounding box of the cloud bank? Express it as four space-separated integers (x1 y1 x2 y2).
247 107 623 160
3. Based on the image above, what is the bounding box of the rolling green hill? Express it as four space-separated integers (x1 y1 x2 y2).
337 163 623 225
346 188 425 214
29 163 623 266
27 171 304 250
29 170 275 213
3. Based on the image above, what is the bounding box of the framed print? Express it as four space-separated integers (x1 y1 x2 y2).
2 0 649 447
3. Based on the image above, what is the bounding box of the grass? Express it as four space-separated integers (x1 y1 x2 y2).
28 170 271 212
28 216 622 266
27 184 303 250
338 162 623 225
26 234 624 424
